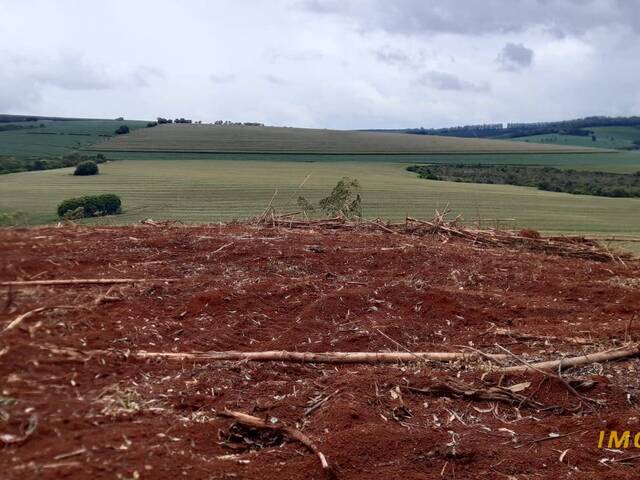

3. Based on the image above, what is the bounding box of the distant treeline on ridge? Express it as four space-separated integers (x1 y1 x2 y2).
373 116 640 139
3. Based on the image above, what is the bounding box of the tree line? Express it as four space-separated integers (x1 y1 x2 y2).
407 164 640 198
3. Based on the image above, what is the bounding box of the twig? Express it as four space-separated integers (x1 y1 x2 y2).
218 410 333 476
212 242 234 254
304 390 340 417
3 306 81 332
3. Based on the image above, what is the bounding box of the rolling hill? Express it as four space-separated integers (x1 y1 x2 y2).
88 124 608 155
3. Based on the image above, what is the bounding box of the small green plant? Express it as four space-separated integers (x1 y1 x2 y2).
74 160 99 176
0 211 28 226
57 194 122 219
296 196 315 215
319 177 362 219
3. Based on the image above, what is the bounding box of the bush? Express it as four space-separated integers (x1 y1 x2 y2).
74 161 99 176
57 194 121 219
115 125 130 135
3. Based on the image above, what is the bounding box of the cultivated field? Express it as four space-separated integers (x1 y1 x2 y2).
0 119 147 157
89 124 606 154
512 126 640 150
3 159 640 240
1 223 639 479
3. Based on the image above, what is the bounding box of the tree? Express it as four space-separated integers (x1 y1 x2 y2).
115 125 130 135
74 161 99 176
319 177 362 219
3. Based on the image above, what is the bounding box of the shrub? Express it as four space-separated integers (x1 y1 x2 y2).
115 125 130 135
74 161 99 176
57 194 121 219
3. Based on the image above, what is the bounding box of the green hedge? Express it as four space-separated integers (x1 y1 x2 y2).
57 194 122 219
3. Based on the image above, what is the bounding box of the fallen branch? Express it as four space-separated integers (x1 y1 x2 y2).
218 410 333 476
1 278 178 287
48 348 507 364
502 344 640 373
404 379 545 409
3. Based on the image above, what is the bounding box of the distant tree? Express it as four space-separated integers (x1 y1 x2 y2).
31 159 47 171
115 117 124 121
592 135 597 141
115 125 130 135
74 161 99 176
146 121 158 128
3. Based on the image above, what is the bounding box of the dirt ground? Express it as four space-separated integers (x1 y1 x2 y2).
1 223 640 479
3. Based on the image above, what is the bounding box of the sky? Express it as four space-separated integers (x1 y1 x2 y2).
1 0 639 129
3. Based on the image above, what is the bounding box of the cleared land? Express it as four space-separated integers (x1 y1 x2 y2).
1 224 640 479
3 159 640 239
88 124 607 154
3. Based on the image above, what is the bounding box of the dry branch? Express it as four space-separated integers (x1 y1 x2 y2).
3 306 80 332
254 213 631 262
1 278 178 287
40 345 507 364
502 344 640 373
120 349 507 363
219 410 332 476
404 380 545 409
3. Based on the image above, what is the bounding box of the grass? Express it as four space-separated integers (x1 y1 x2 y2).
0 119 148 157
88 124 606 155
512 126 640 150
2 158 640 239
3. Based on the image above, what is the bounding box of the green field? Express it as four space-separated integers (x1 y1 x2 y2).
512 126 640 150
2 158 640 239
2 120 640 255
89 123 604 155
0 119 148 156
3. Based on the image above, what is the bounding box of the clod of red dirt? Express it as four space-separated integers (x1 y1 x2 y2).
1 223 639 479
519 228 541 239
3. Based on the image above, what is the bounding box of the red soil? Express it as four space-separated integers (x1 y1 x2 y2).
1 224 640 479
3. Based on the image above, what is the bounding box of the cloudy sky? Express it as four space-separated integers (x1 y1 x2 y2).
1 0 638 129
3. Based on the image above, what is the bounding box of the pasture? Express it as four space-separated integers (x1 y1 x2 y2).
2 158 640 241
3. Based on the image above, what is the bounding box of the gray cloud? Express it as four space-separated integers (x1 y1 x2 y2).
0 50 114 112
210 74 236 84
132 65 165 87
498 43 534 71
419 71 490 92
299 0 640 37
373 47 412 67
32 52 114 90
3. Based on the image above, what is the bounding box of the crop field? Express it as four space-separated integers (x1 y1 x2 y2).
512 125 640 150
2 158 640 239
0 119 147 156
88 124 605 154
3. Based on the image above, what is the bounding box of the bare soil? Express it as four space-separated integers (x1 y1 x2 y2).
1 224 640 479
